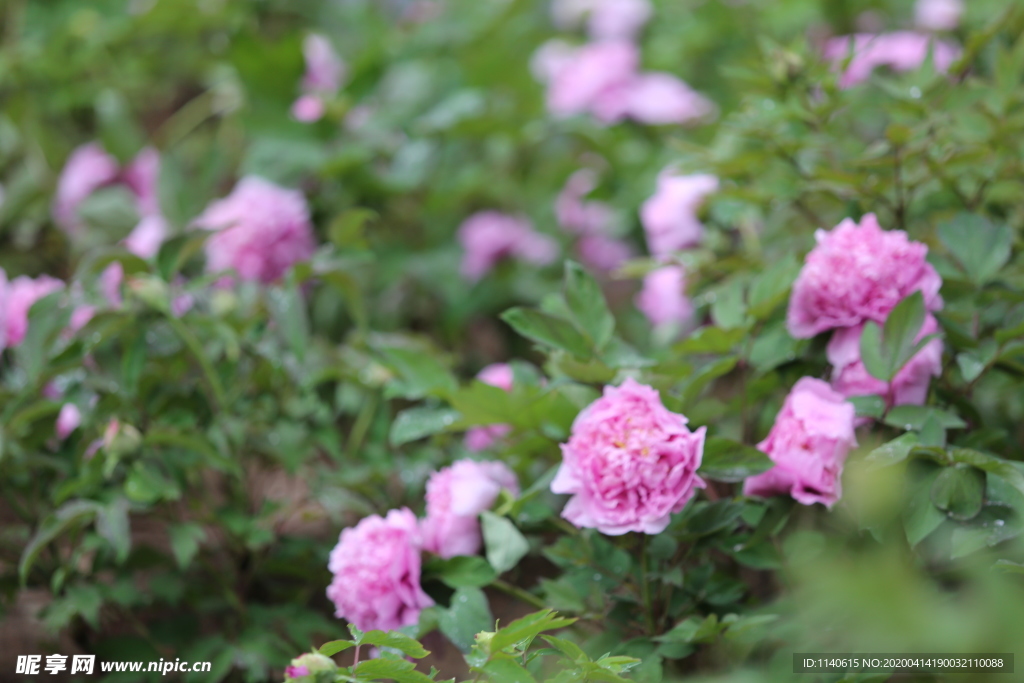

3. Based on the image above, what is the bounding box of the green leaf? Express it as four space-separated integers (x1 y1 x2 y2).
328 208 377 250
858 321 888 381
424 555 497 588
438 587 493 652
861 292 931 382
673 327 746 354
710 279 747 330
169 523 206 569
96 497 132 563
684 501 746 536
20 500 102 583
541 635 588 662
353 657 435 682
357 631 430 659
564 261 615 351
378 346 458 400
389 407 461 446
930 464 985 521
848 394 886 420
993 560 1024 574
481 511 530 574
489 610 577 653
949 448 1024 500
268 279 310 363
883 405 966 431
481 657 539 683
865 433 919 470
318 640 356 657
501 307 593 359
698 437 772 482
903 469 945 547
938 214 1013 284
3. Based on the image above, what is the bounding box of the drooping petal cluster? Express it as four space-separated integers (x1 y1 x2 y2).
640 171 718 259
193 176 317 284
786 213 943 339
743 377 857 507
824 32 960 88
0 273 64 350
54 143 168 260
326 508 434 632
552 378 706 535
552 0 653 41
421 459 520 558
915 0 963 31
635 265 693 329
555 169 632 272
292 34 346 123
457 212 558 282
464 363 515 452
539 41 712 126
827 314 943 408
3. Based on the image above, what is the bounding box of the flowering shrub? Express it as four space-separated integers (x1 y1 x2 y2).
2 0 1024 682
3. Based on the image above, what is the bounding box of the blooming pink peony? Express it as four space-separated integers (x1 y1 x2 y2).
640 171 718 258
421 459 520 558
464 364 515 452
56 403 82 440
326 508 433 632
193 176 317 284
292 34 346 123
635 265 693 329
827 314 943 408
1 274 63 349
603 72 714 126
824 32 960 88
786 213 943 339
555 170 632 271
743 377 857 507
457 212 558 282
915 0 963 31
552 378 706 535
546 41 639 119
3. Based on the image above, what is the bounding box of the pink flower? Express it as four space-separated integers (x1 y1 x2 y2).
915 0 963 31
827 314 943 408
552 378 706 535
56 404 82 440
786 213 943 339
577 234 632 272
824 32 960 88
457 212 558 282
284 666 310 679
1 273 63 349
743 377 857 508
101 263 125 307
465 364 515 452
612 72 714 125
193 176 317 284
640 171 718 258
68 305 96 334
635 265 693 329
552 0 653 41
123 214 168 260
121 147 162 218
531 40 580 83
326 508 433 632
546 41 639 119
421 459 520 558
555 170 632 272
292 35 345 123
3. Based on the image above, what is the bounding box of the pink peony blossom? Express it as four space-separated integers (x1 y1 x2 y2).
56 403 82 439
552 0 652 41
326 508 433 632
123 214 168 260
193 176 317 284
52 143 121 234
457 212 558 282
827 314 943 408
824 32 960 88
635 265 693 329
2 274 63 349
611 72 714 125
421 459 520 558
786 213 943 339
577 233 632 272
292 35 345 123
552 378 706 535
546 41 639 119
465 364 515 452
915 0 963 31
640 171 718 258
555 170 632 271
284 666 310 679
743 377 857 507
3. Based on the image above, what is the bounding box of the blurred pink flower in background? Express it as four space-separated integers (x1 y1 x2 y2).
292 34 345 122
824 32 960 88
531 39 580 83
635 265 693 329
0 273 63 349
827 315 943 408
546 41 639 119
610 72 714 125
743 377 857 508
786 213 943 339
555 169 632 271
577 234 632 271
457 211 558 282
326 508 433 632
552 0 652 41
464 363 515 452
194 176 316 284
56 404 82 440
421 458 519 558
915 0 963 31
640 171 718 259
552 378 706 535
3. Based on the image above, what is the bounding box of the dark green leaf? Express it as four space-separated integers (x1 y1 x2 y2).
564 261 615 351
389 407 461 446
930 465 985 521
698 437 772 482
501 307 593 359
938 214 1013 284
425 555 497 589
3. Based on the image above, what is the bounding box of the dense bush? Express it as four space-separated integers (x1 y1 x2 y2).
1 0 1023 681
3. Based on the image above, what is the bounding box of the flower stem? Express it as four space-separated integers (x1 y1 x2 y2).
492 579 547 610
639 535 656 635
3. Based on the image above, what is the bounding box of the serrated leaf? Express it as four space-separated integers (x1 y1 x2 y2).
501 307 593 359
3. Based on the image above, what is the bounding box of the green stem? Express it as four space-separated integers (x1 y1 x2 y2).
346 391 378 457
639 535 656 636
492 579 547 610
